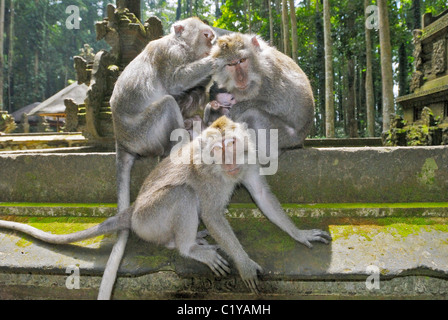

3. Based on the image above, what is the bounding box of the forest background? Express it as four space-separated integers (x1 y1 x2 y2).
0 0 446 138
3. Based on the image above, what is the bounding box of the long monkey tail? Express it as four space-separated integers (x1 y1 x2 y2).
97 229 129 300
0 212 129 245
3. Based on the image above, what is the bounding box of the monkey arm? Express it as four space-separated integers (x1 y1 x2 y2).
200 208 262 293
203 103 212 124
229 100 266 119
242 166 332 248
170 57 214 95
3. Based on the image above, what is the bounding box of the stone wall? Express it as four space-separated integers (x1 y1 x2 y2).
1 146 447 204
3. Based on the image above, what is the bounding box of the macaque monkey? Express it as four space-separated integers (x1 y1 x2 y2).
203 82 237 126
0 117 331 295
105 17 216 300
211 33 315 151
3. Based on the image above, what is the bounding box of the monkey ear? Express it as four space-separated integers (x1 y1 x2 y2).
174 24 185 36
251 36 261 50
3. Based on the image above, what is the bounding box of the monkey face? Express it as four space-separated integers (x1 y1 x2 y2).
225 58 250 91
210 137 241 177
172 17 215 59
198 117 256 178
211 34 263 100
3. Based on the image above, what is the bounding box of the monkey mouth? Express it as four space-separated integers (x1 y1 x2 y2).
235 85 249 91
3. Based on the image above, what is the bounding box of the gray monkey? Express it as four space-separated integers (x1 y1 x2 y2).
211 33 315 150
104 17 216 300
0 117 331 295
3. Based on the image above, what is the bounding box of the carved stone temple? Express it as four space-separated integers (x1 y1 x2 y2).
388 9 448 146
64 1 163 149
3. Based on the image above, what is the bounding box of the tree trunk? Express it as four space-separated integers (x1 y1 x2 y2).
247 0 252 34
281 0 289 56
34 50 39 99
275 0 283 51
364 0 375 137
176 0 182 20
7 0 13 113
315 0 325 136
0 0 5 111
186 0 192 17
288 0 297 63
377 0 394 132
215 0 221 18
412 0 421 30
398 43 408 96
268 0 274 46
347 57 358 137
323 0 334 138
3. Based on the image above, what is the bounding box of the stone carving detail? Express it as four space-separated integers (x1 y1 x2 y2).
66 3 163 147
432 38 446 75
412 30 423 72
410 71 424 92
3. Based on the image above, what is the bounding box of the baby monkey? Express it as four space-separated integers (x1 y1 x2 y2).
203 82 237 126
0 117 331 294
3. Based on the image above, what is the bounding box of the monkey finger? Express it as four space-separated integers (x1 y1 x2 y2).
210 264 225 277
306 241 313 249
248 279 260 295
312 229 332 240
218 254 230 267
218 262 231 274
213 259 231 276
312 236 330 245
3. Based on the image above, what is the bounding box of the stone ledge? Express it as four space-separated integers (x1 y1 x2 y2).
1 203 448 218
1 215 447 299
1 273 447 300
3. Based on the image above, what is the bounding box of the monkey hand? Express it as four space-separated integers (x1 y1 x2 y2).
292 229 332 249
237 258 264 294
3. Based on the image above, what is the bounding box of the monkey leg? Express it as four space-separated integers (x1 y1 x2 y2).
170 188 230 277
141 95 186 157
242 165 332 249
175 214 230 277
116 95 185 158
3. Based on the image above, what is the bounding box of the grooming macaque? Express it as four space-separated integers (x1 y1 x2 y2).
0 117 331 294
211 33 315 151
105 17 216 299
203 82 237 126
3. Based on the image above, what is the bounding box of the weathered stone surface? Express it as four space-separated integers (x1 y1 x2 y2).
0 215 447 299
1 146 447 204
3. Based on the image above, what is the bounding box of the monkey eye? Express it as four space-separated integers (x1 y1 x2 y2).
227 58 247 67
